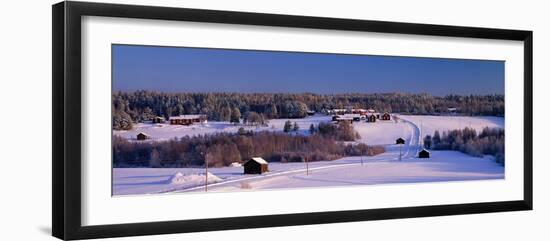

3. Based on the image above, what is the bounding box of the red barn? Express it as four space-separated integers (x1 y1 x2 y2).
169 114 207 125
366 115 377 123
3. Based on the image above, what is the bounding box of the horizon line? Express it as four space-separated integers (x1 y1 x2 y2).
112 89 504 97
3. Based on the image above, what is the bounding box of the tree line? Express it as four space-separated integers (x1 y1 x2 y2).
114 122 383 168
113 91 504 130
423 127 505 165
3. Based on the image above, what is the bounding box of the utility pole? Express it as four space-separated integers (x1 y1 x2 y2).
361 148 364 166
202 152 208 192
399 144 403 161
306 156 309 175
360 143 365 166
419 121 424 153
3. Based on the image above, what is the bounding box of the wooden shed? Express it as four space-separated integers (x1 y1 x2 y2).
243 157 269 174
136 132 149 141
396 137 405 145
382 113 391 121
447 107 457 114
418 149 430 158
152 116 165 123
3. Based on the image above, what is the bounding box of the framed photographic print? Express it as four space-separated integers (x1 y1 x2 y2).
52 1 533 240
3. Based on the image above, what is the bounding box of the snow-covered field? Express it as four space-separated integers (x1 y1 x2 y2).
113 150 503 195
398 115 504 137
354 121 411 145
112 114 505 196
114 115 332 142
114 114 503 145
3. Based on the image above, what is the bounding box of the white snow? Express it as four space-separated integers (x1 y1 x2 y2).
114 114 332 141
353 120 411 145
113 170 222 195
112 114 505 196
233 151 503 191
113 150 503 195
397 115 504 137
115 114 502 145
169 172 222 185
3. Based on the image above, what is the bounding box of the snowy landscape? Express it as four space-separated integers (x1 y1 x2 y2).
111 44 505 196
113 114 504 195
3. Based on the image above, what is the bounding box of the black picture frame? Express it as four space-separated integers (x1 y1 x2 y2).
52 1 533 240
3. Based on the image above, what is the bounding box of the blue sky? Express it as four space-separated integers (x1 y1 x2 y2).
112 44 504 96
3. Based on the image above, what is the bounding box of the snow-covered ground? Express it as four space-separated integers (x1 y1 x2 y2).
114 114 503 145
113 115 332 142
112 114 505 196
113 150 503 195
354 120 411 145
398 115 504 137
192 151 503 192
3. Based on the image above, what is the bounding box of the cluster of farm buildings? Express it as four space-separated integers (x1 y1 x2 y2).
146 107 392 131
137 114 208 141
151 114 208 125
328 108 391 123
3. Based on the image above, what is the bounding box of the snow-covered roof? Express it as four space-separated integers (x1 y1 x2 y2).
341 114 360 118
419 149 430 153
330 108 367 112
248 157 268 165
169 114 204 120
334 115 354 120
137 132 149 136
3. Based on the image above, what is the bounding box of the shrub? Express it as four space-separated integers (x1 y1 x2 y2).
113 130 383 167
427 127 504 165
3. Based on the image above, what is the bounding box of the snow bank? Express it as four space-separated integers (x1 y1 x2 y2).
170 172 222 185
230 162 242 167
